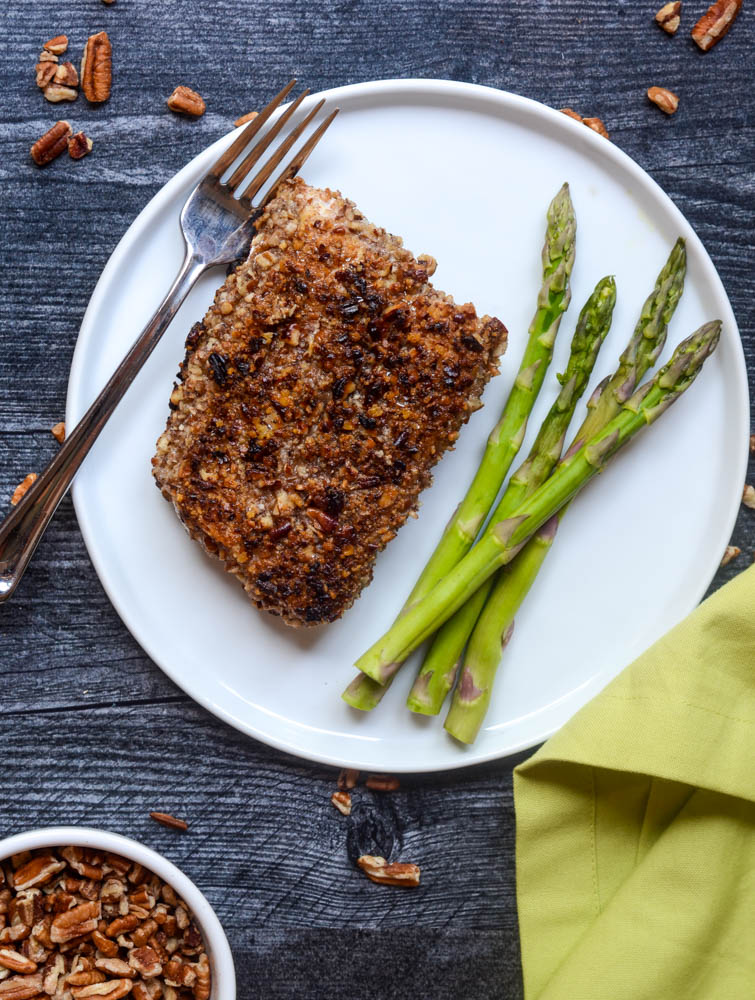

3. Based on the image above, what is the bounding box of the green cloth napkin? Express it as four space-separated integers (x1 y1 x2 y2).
514 563 755 999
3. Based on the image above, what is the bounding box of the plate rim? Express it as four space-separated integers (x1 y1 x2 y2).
67 78 750 772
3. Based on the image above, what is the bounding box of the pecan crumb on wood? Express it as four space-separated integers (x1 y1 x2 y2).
149 812 189 831
81 31 112 102
647 86 680 114
167 86 206 117
10 474 38 505
356 855 420 887
691 0 742 50
655 2 682 34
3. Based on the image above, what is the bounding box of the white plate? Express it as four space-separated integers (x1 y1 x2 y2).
68 80 748 772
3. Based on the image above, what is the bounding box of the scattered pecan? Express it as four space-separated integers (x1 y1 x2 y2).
691 0 742 50
330 792 352 816
80 31 112 103
166 86 206 117
44 84 78 104
148 814 188 832
68 133 93 160
365 774 400 792
721 545 741 566
583 117 610 139
43 36 68 55
337 768 359 791
234 110 258 127
655 1 682 33
10 473 38 504
54 62 79 88
742 484 755 509
356 855 420 887
35 62 57 89
647 86 679 114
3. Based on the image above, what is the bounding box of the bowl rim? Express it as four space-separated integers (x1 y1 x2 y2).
0 826 236 1000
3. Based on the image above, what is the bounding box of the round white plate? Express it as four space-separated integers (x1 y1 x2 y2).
68 80 748 772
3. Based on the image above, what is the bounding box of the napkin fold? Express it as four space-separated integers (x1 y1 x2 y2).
514 564 755 999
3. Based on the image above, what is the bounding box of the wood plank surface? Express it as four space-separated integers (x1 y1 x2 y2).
1 2 753 997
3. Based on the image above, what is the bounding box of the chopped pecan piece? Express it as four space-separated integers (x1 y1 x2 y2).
10 473 39 504
67 971 106 987
68 132 93 160
50 420 65 443
647 86 679 114
559 107 583 122
655 1 682 33
0 951 36 975
691 0 742 50
94 958 134 979
0 972 43 1000
128 949 161 979
38 51 58 64
166 86 206 117
53 62 79 87
71 981 133 999
234 110 258 127
356 855 420 887
80 31 112 102
35 62 57 89
330 792 351 816
148 814 188 832
750 434 755 453
721 545 741 566
44 84 78 104
43 36 68 55
50 902 100 945
41 953 64 995
583 117 609 139
365 774 400 792
12 859 64 892
742 484 755 509
337 768 359 791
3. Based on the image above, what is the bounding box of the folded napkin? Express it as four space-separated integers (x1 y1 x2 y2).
514 563 755 999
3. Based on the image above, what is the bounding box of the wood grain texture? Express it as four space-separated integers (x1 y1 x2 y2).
0 2 753 997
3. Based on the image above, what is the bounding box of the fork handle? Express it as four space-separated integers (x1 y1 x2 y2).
0 248 206 602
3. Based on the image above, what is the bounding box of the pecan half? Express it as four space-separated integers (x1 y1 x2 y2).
356 855 420 887
691 0 742 50
80 31 112 102
330 792 351 816
50 902 100 944
647 86 679 114
166 86 206 117
0 972 44 1000
68 133 93 160
28 118 69 166
10 473 39 504
0 951 36 975
43 36 68 56
193 954 210 1000
655 1 682 34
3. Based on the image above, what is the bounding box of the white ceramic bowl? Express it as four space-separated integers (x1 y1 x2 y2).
0 827 235 1000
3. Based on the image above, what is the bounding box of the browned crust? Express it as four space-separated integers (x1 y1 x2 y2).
152 178 507 625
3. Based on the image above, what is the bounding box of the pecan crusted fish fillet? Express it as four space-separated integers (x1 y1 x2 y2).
152 178 507 626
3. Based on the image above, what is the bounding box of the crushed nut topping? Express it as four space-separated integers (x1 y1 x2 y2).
356 855 420 887
0 848 211 1000
81 31 112 102
647 86 680 114
166 86 206 117
330 792 352 816
742 484 755 509
721 545 741 566
234 110 258 127
68 132 94 160
44 35 69 55
337 768 359 791
149 813 188 832
655 2 682 34
691 0 742 50
10 473 38 505
365 774 400 792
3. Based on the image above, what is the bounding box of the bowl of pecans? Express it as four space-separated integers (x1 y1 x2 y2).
0 827 235 1000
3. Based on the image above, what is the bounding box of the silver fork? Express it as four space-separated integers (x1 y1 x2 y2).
0 80 338 602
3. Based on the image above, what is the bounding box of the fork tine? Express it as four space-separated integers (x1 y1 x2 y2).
207 78 297 181
225 88 311 194
235 98 328 207
246 108 340 213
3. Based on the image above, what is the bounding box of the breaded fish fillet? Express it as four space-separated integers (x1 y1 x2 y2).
152 178 506 626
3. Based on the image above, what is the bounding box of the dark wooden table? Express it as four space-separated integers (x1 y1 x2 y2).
1 2 752 997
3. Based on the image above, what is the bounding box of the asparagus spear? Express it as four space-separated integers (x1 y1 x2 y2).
443 239 689 739
341 184 575 706
354 321 721 680
402 182 577 608
406 275 617 715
